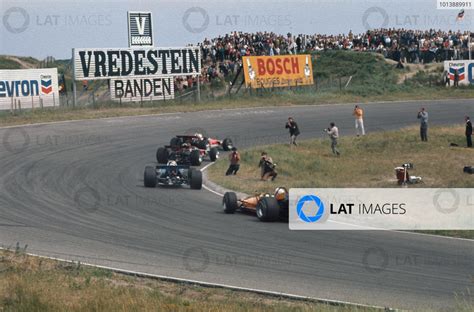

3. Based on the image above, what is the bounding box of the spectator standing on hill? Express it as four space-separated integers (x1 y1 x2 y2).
465 116 473 148
443 70 450 87
454 69 460 87
325 122 340 156
226 147 241 175
285 117 300 146
353 105 365 136
417 107 429 142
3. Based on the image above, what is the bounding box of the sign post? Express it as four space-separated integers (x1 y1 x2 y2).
72 48 77 107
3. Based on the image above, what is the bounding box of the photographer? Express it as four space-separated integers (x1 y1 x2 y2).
226 147 241 175
285 117 300 146
417 107 428 142
259 152 278 181
466 116 472 148
324 122 341 156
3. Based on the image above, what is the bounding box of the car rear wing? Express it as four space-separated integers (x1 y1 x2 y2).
156 165 191 170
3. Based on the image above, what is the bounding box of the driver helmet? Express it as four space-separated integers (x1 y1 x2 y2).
194 133 204 140
181 143 190 148
167 160 177 166
274 187 288 201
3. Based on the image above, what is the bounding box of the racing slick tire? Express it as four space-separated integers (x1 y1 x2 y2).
209 147 218 161
190 150 202 166
222 192 238 214
222 138 233 151
144 166 157 188
156 147 169 164
189 169 202 190
256 197 280 222
170 137 182 148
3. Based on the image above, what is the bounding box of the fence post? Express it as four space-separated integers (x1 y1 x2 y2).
197 75 201 102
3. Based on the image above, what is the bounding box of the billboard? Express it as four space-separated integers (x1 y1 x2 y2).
110 76 174 102
73 47 201 80
444 60 474 86
128 11 154 47
0 68 59 111
242 54 313 88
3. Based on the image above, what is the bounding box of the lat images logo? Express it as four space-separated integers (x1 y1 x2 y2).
296 195 325 223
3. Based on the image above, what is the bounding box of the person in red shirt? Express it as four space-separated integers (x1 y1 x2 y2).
226 147 241 175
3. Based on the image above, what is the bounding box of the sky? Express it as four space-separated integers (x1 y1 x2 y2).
0 0 472 59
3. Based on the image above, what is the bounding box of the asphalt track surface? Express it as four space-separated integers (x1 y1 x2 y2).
0 99 473 311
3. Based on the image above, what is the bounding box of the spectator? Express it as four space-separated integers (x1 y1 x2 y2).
353 105 365 136
226 147 241 175
465 116 473 148
417 107 429 142
259 152 277 181
454 69 460 87
443 70 450 87
325 122 341 156
285 117 300 146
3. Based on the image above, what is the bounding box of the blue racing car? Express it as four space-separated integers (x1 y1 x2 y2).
143 161 202 189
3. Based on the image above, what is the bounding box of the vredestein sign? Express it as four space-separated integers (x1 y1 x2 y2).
73 47 201 80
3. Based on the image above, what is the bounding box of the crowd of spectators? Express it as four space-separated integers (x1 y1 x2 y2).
200 29 473 63
176 28 473 90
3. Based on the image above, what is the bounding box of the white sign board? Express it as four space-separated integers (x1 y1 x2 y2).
289 188 474 230
0 68 59 110
128 11 154 47
73 47 201 80
444 60 474 86
110 76 174 102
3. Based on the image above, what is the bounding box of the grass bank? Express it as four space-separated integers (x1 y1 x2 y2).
0 249 380 312
207 126 474 239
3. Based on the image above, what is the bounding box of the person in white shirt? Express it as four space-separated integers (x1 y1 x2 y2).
325 122 341 156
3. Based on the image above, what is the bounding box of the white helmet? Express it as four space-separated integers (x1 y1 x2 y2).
194 133 203 140
167 160 177 166
274 187 288 201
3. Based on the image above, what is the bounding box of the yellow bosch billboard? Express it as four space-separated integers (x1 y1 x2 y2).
242 54 313 88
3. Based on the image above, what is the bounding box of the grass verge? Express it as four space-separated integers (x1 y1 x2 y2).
207 126 474 239
0 249 380 312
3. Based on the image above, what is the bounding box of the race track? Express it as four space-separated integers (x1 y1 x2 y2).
0 99 473 310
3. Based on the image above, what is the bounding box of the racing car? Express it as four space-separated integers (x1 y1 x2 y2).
171 133 233 151
156 142 204 166
222 187 289 222
144 161 202 189
156 134 233 166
